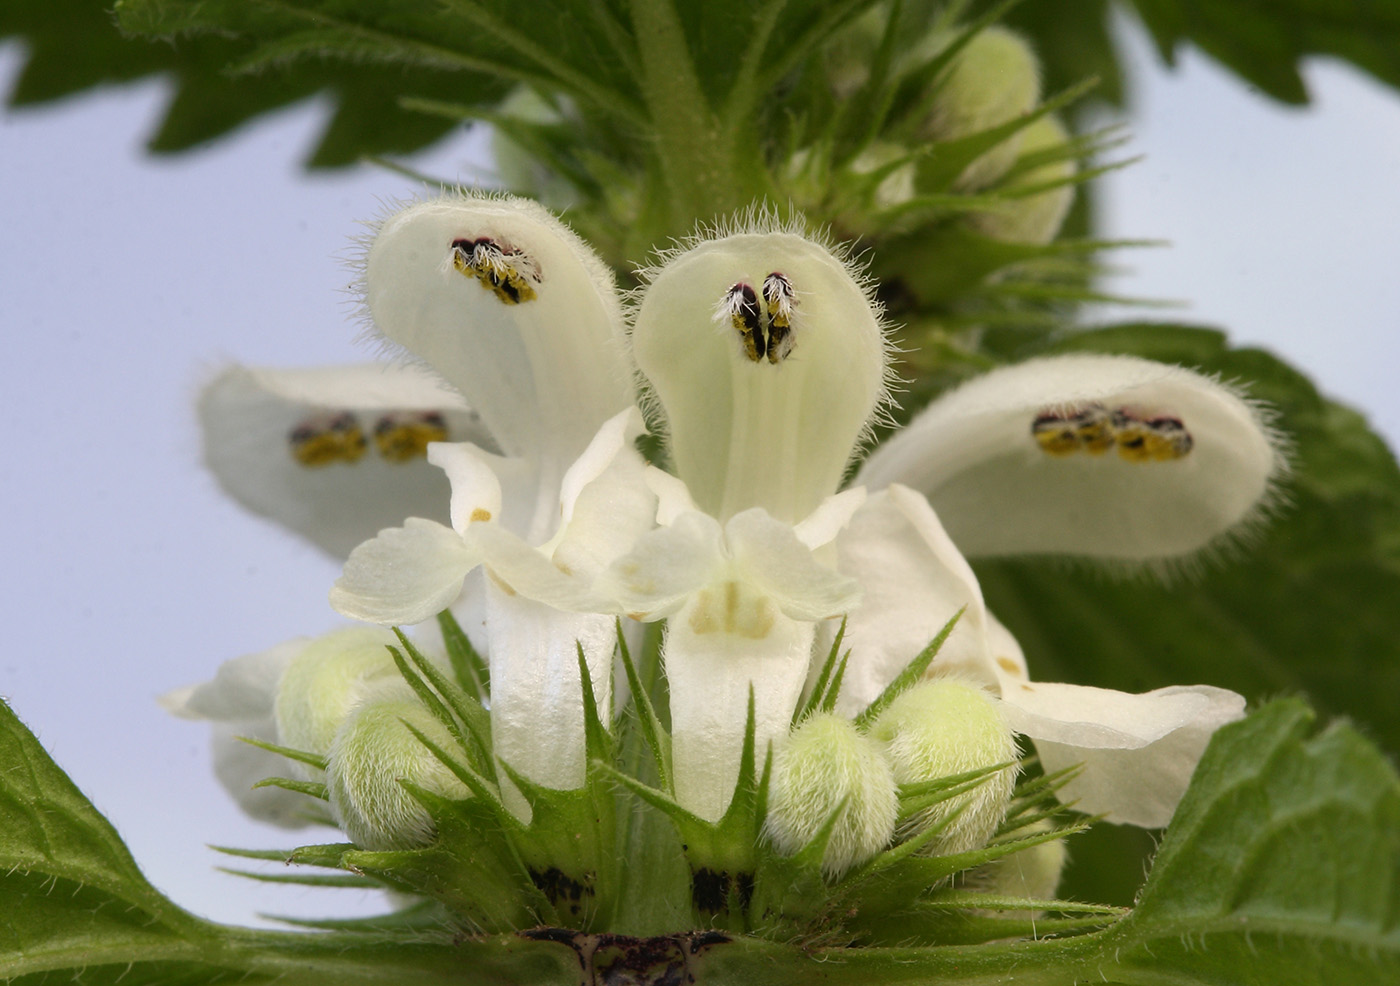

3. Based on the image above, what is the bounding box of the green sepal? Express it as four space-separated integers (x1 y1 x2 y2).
436 608 490 702
911 77 1098 193
389 630 495 780
853 606 964 729
250 776 329 801
215 867 380 888
616 618 673 793
237 736 327 772
795 616 849 723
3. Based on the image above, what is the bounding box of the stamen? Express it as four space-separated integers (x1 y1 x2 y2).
1032 403 1192 462
715 282 765 363
450 236 542 305
289 412 367 467
372 411 449 463
1113 410 1193 462
763 272 796 364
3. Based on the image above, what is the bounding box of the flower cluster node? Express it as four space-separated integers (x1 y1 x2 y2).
175 190 1283 933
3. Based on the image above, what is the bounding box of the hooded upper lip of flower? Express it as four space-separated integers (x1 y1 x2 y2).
198 192 1285 829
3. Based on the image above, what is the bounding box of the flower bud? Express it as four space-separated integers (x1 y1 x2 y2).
273 626 400 763
921 26 1042 190
326 683 472 850
765 713 898 877
967 114 1076 245
868 678 1017 855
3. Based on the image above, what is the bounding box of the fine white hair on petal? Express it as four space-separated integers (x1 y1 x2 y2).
198 363 492 559
856 353 1289 571
356 192 634 465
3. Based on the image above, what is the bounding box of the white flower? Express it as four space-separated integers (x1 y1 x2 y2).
856 353 1286 568
630 215 892 524
197 193 650 822
598 473 865 820
200 192 635 559
318 195 661 818
330 408 655 818
607 220 891 820
199 363 493 558
833 485 1246 828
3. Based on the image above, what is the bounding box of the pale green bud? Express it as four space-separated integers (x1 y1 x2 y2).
869 678 1017 855
967 114 1077 245
326 682 472 850
921 26 1042 190
273 626 400 763
765 713 899 877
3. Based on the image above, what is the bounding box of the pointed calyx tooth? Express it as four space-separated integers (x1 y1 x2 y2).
712 271 800 365
1032 402 1193 462
450 236 543 304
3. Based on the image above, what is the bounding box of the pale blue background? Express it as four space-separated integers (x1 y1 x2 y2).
2 12 1397 926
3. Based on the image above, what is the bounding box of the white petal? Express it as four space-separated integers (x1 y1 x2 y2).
647 467 700 524
833 486 998 716
330 518 479 625
427 442 503 534
364 195 632 462
857 354 1285 563
484 583 616 820
998 678 1246 827
666 609 815 822
792 486 867 549
472 523 610 613
161 637 307 722
633 228 889 523
726 509 862 621
556 409 643 525
596 512 726 619
551 412 658 584
199 363 490 558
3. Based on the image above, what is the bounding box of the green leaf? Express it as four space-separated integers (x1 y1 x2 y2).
1128 0 1400 105
1088 698 1400 982
2 0 490 166
0 698 498 985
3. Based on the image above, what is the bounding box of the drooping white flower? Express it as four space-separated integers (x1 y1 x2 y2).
161 626 444 828
857 353 1286 568
200 192 635 559
833 484 1246 828
199 363 494 558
